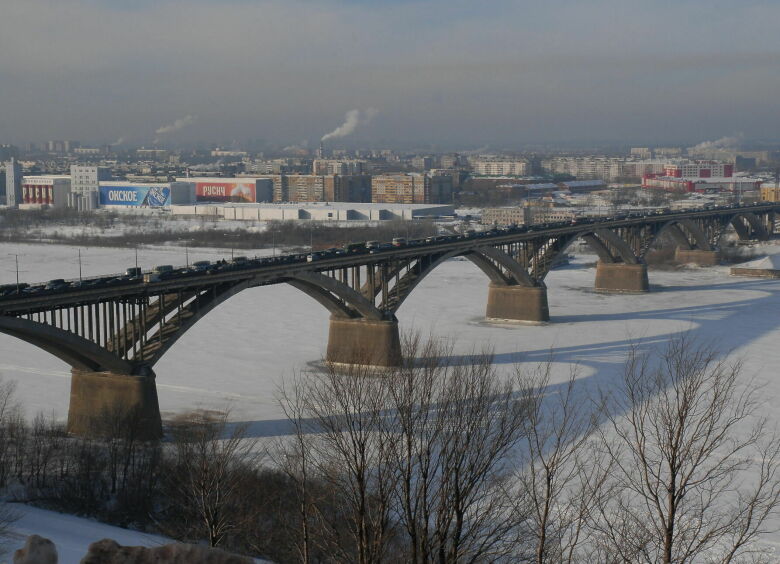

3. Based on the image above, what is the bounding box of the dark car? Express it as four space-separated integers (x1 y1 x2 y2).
45 279 69 291
0 283 28 297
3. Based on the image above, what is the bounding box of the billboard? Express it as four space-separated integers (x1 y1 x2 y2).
99 185 171 207
195 181 256 203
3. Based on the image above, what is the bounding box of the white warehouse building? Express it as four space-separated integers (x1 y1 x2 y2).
170 202 455 221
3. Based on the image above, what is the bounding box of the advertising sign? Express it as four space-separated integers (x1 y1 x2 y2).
99 185 171 207
195 181 256 203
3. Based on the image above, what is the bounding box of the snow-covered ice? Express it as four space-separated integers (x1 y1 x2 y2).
0 242 779 431
2 241 780 550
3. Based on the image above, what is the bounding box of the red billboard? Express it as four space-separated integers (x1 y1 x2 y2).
195 181 256 203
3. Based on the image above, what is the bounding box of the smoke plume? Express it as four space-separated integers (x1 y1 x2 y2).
688 134 743 152
110 137 125 146
321 108 378 142
154 115 197 142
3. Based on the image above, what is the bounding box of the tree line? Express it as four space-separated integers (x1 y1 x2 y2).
0 208 438 251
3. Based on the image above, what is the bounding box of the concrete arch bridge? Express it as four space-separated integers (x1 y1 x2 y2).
0 203 775 438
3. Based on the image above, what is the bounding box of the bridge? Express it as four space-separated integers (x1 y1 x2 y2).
0 203 776 438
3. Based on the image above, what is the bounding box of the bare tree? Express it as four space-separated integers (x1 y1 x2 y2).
276 335 530 564
0 378 20 552
384 336 529 563
383 336 530 562
591 334 780 564
275 377 319 564
512 362 612 564
165 410 259 548
286 360 398 564
0 379 20 488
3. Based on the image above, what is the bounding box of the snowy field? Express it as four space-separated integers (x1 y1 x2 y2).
2 240 780 553
4 504 169 563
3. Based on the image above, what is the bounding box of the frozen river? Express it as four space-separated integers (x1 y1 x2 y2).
0 241 779 436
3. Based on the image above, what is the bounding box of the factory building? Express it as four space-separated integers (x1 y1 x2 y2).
175 177 274 204
642 175 761 194
20 176 71 208
170 202 454 222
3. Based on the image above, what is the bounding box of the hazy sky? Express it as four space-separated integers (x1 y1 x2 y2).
1 0 779 148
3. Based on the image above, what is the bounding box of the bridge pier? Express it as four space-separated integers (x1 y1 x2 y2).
675 248 720 266
326 316 402 367
595 261 649 293
485 283 549 323
67 368 163 440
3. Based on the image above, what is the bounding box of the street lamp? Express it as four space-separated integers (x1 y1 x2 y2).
9 254 20 291
177 238 190 267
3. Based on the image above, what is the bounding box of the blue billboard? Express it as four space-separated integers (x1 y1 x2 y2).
99 185 171 207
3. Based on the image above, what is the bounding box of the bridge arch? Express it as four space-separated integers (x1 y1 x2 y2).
375 246 537 314
0 316 134 374
730 212 769 241
286 271 384 321
539 228 639 272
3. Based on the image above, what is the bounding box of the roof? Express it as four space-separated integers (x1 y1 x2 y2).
179 202 453 211
526 183 559 190
560 180 607 188
652 176 761 183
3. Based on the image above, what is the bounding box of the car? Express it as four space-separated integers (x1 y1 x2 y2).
45 279 68 291
344 242 365 253
125 267 142 278
191 260 212 271
392 237 407 247
0 283 28 297
144 264 174 283
23 284 46 295
365 241 380 250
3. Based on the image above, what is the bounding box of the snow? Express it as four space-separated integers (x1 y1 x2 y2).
6 504 169 563
4 241 780 549
2 241 780 428
737 252 780 270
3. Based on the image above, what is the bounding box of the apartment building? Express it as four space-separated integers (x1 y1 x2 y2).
371 173 453 204
472 159 529 176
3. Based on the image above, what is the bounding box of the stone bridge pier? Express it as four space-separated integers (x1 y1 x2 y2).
485 283 549 323
326 316 402 367
675 248 720 265
595 262 650 293
68 368 162 439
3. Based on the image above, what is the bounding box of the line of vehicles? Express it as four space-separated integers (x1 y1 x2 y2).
0 202 773 302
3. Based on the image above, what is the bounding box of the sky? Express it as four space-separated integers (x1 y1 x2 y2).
1 0 779 149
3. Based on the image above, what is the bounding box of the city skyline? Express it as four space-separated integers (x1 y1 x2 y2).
1 0 779 147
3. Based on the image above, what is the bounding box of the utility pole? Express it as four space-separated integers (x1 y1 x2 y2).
78 249 83 282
